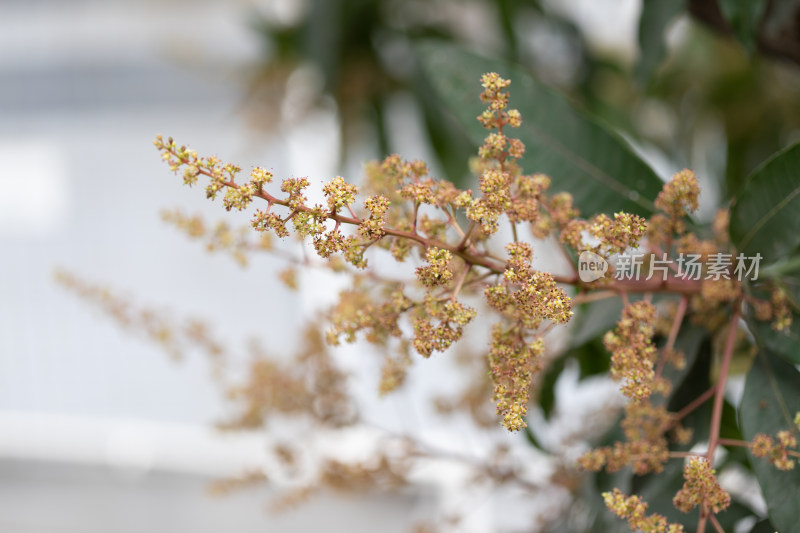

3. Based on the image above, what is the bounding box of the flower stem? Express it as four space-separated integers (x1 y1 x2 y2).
655 295 688 379
671 386 716 427
709 513 725 533
706 305 741 461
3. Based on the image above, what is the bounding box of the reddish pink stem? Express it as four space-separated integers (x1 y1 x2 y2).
655 295 689 379
706 305 741 461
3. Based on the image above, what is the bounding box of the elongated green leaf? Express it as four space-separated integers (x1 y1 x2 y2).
416 41 664 217
661 325 708 403
760 254 800 280
750 518 778 533
636 0 685 85
537 355 565 422
719 399 752 468
739 350 800 533
749 314 800 365
568 297 624 349
730 142 800 263
537 338 609 422
666 332 713 443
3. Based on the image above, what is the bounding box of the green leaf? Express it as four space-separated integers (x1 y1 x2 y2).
720 399 752 469
413 71 476 187
667 333 713 444
719 0 767 53
569 297 624 349
739 350 800 533
748 313 800 365
661 324 708 404
522 420 547 452
714 499 759 531
747 276 800 365
750 518 779 533
574 338 612 379
760 254 800 280
416 41 664 217
537 338 609 421
537 355 564 421
730 142 800 264
636 0 685 86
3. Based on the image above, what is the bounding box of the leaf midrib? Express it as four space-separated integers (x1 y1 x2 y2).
516 113 657 213
738 183 800 254
759 350 797 429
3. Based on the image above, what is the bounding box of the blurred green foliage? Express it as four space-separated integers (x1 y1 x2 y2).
244 0 800 199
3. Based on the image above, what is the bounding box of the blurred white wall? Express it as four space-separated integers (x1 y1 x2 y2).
0 0 300 425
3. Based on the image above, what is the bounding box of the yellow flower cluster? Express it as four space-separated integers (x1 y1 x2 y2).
655 169 700 217
562 211 647 259
672 457 731 514
578 401 672 475
604 301 663 401
484 242 573 329
415 247 454 288
751 431 798 471
323 176 359 212
466 72 542 235
359 195 390 239
412 295 476 358
488 324 544 431
603 489 684 533
326 286 412 346
770 287 793 332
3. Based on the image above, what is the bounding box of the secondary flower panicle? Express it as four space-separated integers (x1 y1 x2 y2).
488 324 544 431
323 176 359 213
416 247 454 288
412 295 477 358
578 401 673 475
604 301 663 402
672 457 731 514
655 169 700 217
751 431 798 471
603 489 684 533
